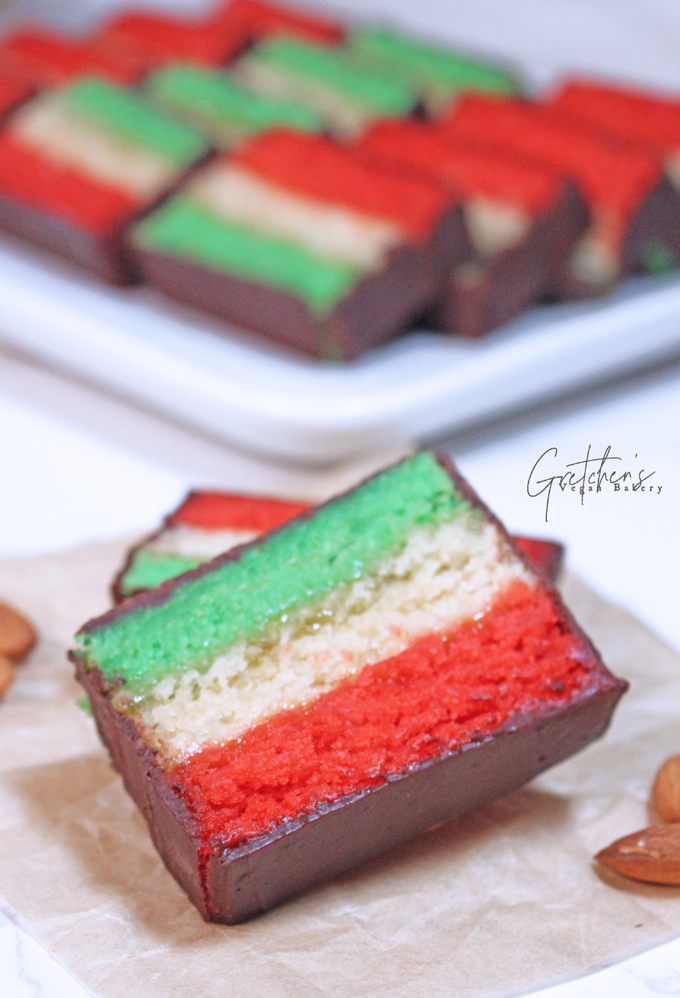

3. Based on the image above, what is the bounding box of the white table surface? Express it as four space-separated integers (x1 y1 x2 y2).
1 342 679 997
1 0 680 991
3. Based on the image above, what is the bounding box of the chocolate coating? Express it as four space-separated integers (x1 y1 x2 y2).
73 453 627 923
130 204 471 360
554 174 680 299
431 180 589 336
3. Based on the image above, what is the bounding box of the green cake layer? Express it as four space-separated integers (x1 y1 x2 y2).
64 78 208 164
242 37 416 116
145 65 324 144
349 28 519 103
121 551 203 595
78 454 470 691
134 196 361 312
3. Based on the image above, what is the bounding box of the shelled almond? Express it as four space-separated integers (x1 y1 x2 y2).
596 754 680 887
652 755 680 823
596 824 680 886
0 600 36 701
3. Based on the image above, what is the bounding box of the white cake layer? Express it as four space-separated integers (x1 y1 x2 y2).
126 513 532 763
464 196 531 257
145 524 259 559
188 163 403 269
232 58 376 137
569 207 622 286
11 94 179 201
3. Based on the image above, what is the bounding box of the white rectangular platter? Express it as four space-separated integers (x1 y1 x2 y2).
1 234 680 462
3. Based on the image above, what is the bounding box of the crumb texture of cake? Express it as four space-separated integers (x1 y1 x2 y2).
125 511 529 760
171 578 594 849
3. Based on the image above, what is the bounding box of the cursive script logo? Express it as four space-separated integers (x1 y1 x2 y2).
527 446 661 521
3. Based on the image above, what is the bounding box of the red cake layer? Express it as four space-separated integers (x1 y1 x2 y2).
169 491 311 531
214 0 344 44
357 119 562 215
170 580 593 852
0 76 32 120
95 11 248 70
440 94 661 219
233 130 455 240
547 79 680 154
0 133 138 234
0 29 139 87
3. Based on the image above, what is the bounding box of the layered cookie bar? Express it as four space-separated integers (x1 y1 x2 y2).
439 94 673 297
131 129 467 359
92 10 248 74
213 0 345 45
112 487 563 601
73 452 626 923
0 78 208 282
231 36 417 137
356 118 588 335
0 27 140 87
144 64 324 149
113 490 311 600
348 26 520 115
547 78 680 273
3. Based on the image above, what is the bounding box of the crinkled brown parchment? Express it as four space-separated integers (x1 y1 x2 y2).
0 538 679 998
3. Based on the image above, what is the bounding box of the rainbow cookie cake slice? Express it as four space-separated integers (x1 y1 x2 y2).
72 452 626 923
144 64 324 149
0 77 208 282
113 490 311 600
356 118 588 336
131 129 468 359
439 94 676 297
347 26 520 115
112 487 563 602
231 36 417 137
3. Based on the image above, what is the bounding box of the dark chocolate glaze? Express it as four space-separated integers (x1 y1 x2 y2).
553 174 680 299
0 150 214 285
431 179 589 336
130 203 472 360
73 453 627 923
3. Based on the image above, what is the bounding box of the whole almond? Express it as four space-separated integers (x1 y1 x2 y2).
596 824 680 885
0 602 35 661
0 654 15 700
653 755 680 822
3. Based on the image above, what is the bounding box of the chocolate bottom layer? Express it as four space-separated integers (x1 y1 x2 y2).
553 175 680 299
431 180 589 337
75 652 624 924
131 204 471 360
0 154 212 285
0 190 136 284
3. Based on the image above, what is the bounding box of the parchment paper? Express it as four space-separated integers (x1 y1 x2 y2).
0 538 679 998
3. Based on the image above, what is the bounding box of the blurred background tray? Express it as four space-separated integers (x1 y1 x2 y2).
2 0 680 462
2 235 680 461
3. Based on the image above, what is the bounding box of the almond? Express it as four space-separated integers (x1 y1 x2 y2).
652 755 680 822
0 601 35 661
0 654 15 700
596 824 680 885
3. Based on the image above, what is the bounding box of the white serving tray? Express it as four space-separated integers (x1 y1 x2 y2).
1 234 680 462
